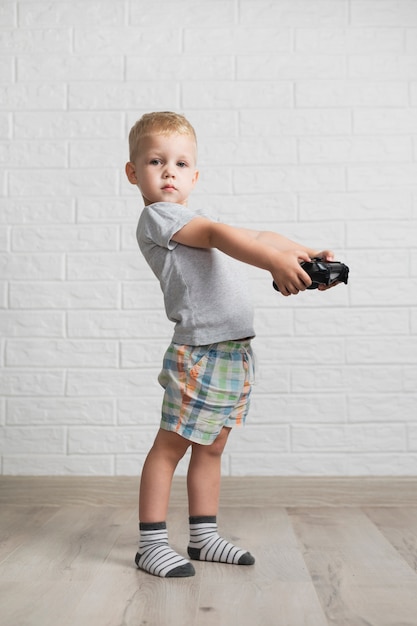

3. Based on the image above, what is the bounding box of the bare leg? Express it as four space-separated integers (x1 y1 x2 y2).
186 427 255 565
135 429 195 577
139 428 191 522
187 427 231 516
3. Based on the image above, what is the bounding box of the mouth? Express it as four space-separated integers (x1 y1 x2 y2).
162 185 177 191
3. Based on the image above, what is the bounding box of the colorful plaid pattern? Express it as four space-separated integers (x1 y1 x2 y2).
158 340 255 444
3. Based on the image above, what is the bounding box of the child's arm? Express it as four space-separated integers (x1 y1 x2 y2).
172 217 333 297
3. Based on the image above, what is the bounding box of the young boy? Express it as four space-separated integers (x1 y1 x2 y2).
126 111 336 578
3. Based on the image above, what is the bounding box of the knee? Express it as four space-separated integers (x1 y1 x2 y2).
151 429 191 463
195 428 230 458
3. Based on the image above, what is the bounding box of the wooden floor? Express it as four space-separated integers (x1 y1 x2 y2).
1 477 417 626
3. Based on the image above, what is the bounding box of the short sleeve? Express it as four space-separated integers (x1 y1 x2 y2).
137 202 198 251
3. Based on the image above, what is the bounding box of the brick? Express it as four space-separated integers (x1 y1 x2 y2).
292 424 406 453
227 424 290 453
230 453 347 476
0 253 64 280
122 281 164 309
127 55 234 82
14 112 123 139
0 198 74 224
19 1 126 27
120 339 170 368
233 165 345 193
184 27 292 54
249 393 347 424
349 55 417 80
9 281 119 310
8 169 118 197
0 371 65 396
240 109 351 136
18 55 123 82
69 82 178 111
299 136 411 163
348 394 417 423
0 57 14 83
0 84 66 110
66 369 160 397
238 54 344 80
7 397 115 425
67 252 150 281
0 2 16 27
11 225 118 252
6 339 118 368
68 310 171 339
294 307 408 337
2 455 114 476
350 1 417 27
199 136 297 166
347 220 417 248
68 426 155 454
296 80 407 107
74 27 181 55
1 27 71 54
129 1 235 27
350 279 417 307
347 164 417 191
0 426 65 454
239 1 347 27
182 82 293 109
70 140 126 168
346 454 417 476
296 28 405 54
0 311 64 337
117 398 161 426
76 198 134 223
299 192 413 221
354 109 417 134
0 140 67 168
346 336 417 364
0 227 7 251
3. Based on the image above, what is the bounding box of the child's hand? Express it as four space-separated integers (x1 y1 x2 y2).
271 250 312 296
315 249 335 262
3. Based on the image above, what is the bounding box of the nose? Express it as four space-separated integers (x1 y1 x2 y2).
163 164 175 178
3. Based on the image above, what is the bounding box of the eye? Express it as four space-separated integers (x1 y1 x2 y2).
149 158 161 165
177 161 187 168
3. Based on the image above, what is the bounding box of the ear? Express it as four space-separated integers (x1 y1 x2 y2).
125 161 138 185
192 169 199 187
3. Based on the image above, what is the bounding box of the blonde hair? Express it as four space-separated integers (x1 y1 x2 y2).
128 111 197 162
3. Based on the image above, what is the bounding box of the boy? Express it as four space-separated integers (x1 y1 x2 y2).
126 111 336 578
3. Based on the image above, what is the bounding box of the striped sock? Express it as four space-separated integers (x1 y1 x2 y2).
135 522 195 578
188 516 255 565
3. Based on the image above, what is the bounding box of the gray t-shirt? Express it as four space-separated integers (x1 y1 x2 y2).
137 202 255 345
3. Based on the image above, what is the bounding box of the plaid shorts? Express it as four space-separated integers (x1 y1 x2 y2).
158 340 255 445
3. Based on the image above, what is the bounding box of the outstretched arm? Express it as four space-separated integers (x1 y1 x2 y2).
172 217 333 297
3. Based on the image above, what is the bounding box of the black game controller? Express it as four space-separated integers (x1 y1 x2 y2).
273 258 349 292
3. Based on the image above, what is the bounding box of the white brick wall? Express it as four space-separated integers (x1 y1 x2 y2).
1 0 417 476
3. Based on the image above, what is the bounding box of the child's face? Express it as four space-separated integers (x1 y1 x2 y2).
126 133 199 206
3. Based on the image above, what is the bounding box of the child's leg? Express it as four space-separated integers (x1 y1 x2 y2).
186 427 255 565
139 428 190 522
136 428 195 577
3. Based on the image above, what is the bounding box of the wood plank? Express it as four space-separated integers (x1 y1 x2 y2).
2 476 417 507
364 506 417 574
0 505 135 582
0 505 58 563
59 517 202 626
193 507 328 626
0 581 90 626
196 582 328 626
289 507 417 625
